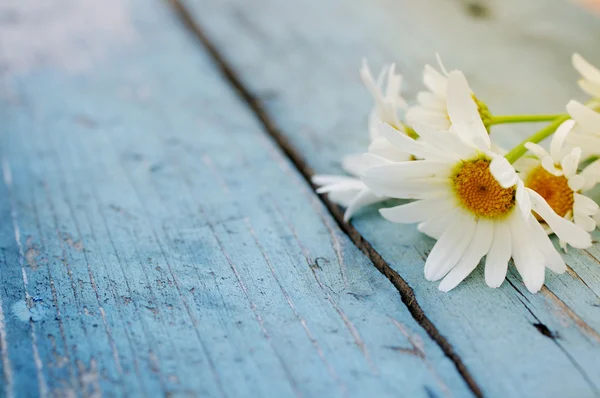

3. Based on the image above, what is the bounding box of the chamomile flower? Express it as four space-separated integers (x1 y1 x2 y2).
313 62 411 221
363 71 592 293
573 53 600 99
518 120 599 249
406 55 492 131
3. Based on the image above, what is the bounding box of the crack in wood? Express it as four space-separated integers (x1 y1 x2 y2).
506 280 600 395
540 287 600 344
166 1 484 396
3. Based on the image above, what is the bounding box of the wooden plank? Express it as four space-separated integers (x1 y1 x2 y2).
175 0 600 396
0 0 474 396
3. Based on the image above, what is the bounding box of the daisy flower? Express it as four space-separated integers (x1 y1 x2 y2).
313 61 411 221
363 71 592 293
406 55 492 131
518 119 599 249
573 53 600 99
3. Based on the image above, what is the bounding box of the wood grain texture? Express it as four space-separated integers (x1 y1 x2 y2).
0 0 473 396
176 0 600 396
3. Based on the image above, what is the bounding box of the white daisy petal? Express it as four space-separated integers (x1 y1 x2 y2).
573 53 600 87
579 80 600 99
510 213 546 294
359 152 395 169
328 190 363 207
416 92 446 111
418 210 458 240
316 180 366 194
513 156 539 176
363 161 452 199
312 175 361 186
368 137 412 162
567 100 600 132
367 110 381 140
581 158 600 190
550 119 576 161
540 156 561 176
490 156 519 188
361 60 406 132
363 175 448 200
413 123 478 158
524 142 550 161
406 58 458 132
363 160 450 180
360 59 384 106
406 108 451 131
424 213 477 281
528 216 566 274
594 210 600 225
573 212 597 233
423 64 448 96
385 64 398 92
560 148 582 178
375 65 387 87
574 193 599 215
527 188 592 249
439 219 494 292
380 197 454 224
566 134 600 159
484 221 511 288
446 71 491 150
314 144 390 221
377 121 431 159
568 175 585 192
515 181 531 218
385 64 405 108
341 154 372 176
343 189 385 222
435 53 449 76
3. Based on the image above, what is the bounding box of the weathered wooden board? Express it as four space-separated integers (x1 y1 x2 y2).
178 0 600 396
0 0 475 396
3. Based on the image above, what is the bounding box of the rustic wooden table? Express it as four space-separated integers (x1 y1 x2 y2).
1 0 599 396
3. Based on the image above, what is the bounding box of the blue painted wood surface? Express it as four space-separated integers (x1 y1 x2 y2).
178 0 600 397
0 0 477 396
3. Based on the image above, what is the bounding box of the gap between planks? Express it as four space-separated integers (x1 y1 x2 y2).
165 0 484 396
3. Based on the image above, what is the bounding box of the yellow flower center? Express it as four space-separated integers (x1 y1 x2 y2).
525 165 574 217
452 158 516 218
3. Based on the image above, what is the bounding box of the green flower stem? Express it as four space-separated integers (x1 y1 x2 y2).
490 114 566 125
504 115 571 164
